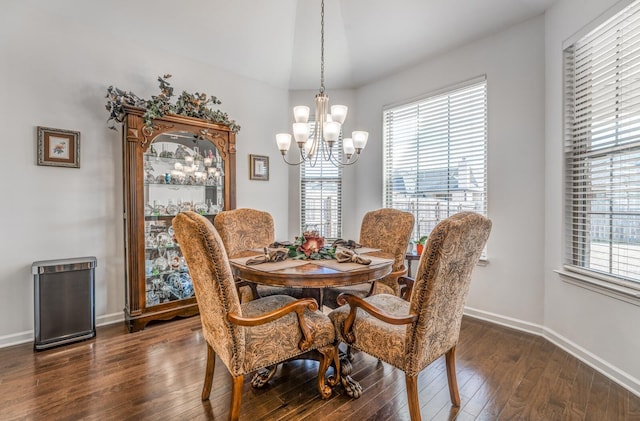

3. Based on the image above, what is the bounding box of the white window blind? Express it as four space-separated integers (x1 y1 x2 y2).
300 123 342 240
564 0 640 284
383 79 487 242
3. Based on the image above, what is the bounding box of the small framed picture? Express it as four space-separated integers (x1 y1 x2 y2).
250 154 269 181
37 126 80 168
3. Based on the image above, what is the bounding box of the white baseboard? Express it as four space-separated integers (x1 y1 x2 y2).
464 306 544 336
0 312 124 349
96 312 124 327
0 330 33 349
542 327 640 398
464 306 640 398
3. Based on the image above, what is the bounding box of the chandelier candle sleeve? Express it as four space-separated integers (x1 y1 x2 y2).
275 0 368 168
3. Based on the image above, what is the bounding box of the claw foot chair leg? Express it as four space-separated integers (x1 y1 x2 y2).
251 365 278 388
339 351 363 398
405 375 421 421
201 343 216 401
445 346 461 406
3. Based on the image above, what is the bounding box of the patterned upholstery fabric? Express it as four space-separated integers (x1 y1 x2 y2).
173 211 336 377
241 295 335 372
214 208 302 301
331 293 410 367
214 208 275 256
329 212 491 377
325 208 414 306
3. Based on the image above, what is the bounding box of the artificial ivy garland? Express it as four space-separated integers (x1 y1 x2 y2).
105 74 240 133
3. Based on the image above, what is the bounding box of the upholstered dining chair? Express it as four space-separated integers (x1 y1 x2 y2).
214 208 301 302
324 208 414 307
174 211 339 421
329 212 491 421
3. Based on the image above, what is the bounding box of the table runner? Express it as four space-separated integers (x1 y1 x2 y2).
353 247 381 254
229 256 309 272
313 255 393 272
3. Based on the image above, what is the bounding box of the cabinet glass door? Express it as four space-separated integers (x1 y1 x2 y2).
142 131 224 307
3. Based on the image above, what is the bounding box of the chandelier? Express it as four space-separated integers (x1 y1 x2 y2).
275 0 368 167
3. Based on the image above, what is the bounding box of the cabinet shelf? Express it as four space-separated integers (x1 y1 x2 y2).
144 213 219 220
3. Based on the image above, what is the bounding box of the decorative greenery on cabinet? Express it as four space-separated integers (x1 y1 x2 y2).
105 74 241 133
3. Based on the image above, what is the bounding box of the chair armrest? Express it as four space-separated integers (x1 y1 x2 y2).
398 276 414 301
389 268 408 279
336 293 418 344
228 298 319 351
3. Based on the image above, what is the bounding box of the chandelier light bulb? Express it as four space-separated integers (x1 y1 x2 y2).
343 138 355 158
352 131 369 151
276 133 292 153
324 121 341 143
293 106 310 123
293 123 309 145
331 105 348 124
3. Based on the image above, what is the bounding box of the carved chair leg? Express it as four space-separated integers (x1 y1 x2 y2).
330 342 341 387
445 346 461 406
405 374 421 421
346 345 355 361
201 343 216 401
338 345 362 398
230 375 244 421
316 345 336 399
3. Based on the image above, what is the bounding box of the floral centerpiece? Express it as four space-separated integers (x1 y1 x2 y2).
287 231 336 260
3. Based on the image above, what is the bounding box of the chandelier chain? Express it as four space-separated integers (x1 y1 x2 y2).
320 0 325 94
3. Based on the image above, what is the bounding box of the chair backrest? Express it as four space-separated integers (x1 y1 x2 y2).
214 208 275 257
173 211 245 375
405 212 491 376
359 208 415 273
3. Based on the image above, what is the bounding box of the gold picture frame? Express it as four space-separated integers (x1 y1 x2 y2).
37 126 81 168
249 154 269 180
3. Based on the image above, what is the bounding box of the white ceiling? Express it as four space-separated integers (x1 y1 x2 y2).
31 0 557 90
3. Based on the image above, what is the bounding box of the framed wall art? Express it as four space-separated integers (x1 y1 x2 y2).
249 154 269 181
37 126 80 168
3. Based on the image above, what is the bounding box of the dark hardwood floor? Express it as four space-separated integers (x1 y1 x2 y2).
1 315 639 420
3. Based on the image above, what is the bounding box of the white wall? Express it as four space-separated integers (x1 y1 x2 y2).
0 3 290 343
353 16 547 326
544 0 640 390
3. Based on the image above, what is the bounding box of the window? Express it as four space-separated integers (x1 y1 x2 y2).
300 124 342 240
564 0 640 285
383 79 488 243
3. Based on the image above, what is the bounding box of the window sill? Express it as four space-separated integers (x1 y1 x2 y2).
555 267 640 307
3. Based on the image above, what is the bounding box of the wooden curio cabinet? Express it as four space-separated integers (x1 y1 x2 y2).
121 107 236 332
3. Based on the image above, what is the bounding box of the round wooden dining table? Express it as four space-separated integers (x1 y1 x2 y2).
229 249 393 307
229 249 394 399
